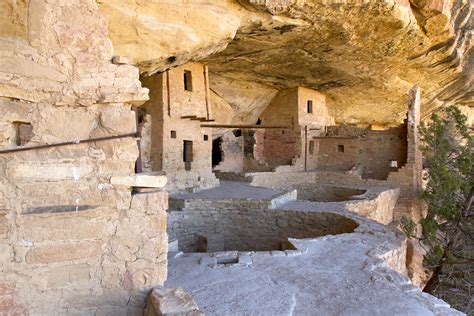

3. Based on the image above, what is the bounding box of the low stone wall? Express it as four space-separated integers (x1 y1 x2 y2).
247 171 318 188
247 170 387 188
294 185 366 202
247 171 399 225
345 188 400 225
169 189 296 211
1 191 168 315
168 209 358 253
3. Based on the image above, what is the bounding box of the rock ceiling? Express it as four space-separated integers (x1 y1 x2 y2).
98 0 473 126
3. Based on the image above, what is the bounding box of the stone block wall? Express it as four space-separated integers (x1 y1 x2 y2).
1 190 168 314
296 86 334 127
213 130 244 174
141 64 218 192
254 128 298 168
259 87 298 127
0 1 169 313
259 86 333 128
168 208 358 253
345 187 400 225
249 86 333 172
247 171 400 225
314 127 408 179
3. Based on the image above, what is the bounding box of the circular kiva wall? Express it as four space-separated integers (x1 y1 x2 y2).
294 185 367 202
168 210 358 253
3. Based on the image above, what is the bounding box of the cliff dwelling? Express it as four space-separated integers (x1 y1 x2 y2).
1 1 472 316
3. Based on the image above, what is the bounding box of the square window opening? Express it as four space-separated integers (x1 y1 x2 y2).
337 145 344 153
203 134 209 141
171 130 177 138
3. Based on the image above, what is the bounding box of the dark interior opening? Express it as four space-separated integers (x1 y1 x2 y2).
212 137 223 167
232 129 242 137
337 144 345 153
183 70 193 91
183 140 193 170
243 131 256 157
309 140 315 155
307 100 313 113
13 122 33 146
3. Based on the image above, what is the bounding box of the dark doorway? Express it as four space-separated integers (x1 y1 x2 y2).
212 137 223 167
183 140 193 170
183 70 193 91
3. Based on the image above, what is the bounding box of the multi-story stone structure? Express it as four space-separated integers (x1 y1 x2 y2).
1 1 466 315
140 62 218 192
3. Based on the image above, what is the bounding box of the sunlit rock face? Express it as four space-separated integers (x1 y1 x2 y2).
96 1 243 74
98 0 472 126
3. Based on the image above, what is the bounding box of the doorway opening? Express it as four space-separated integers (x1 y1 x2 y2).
212 137 223 167
183 140 193 171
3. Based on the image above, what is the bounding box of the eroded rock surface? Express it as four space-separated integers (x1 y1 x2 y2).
98 0 472 126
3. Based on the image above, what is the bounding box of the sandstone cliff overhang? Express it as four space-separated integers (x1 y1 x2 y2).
98 0 473 126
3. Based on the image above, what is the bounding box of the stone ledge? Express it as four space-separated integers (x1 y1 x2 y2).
111 56 130 65
110 173 167 188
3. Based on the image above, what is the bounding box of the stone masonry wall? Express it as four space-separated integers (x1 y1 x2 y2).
315 127 408 180
255 128 298 168
213 130 244 174
251 87 333 172
0 190 168 315
141 63 218 192
0 1 168 314
168 208 358 253
247 172 399 225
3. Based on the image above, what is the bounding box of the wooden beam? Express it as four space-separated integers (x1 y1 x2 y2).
312 136 358 139
200 124 289 129
181 116 215 122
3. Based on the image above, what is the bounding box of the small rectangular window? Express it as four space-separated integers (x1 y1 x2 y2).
183 70 193 91
337 145 344 153
171 130 177 138
14 122 33 146
183 140 193 170
309 141 315 155
203 135 209 141
307 100 313 114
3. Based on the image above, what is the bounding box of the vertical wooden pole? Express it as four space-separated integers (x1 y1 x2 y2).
132 106 143 173
166 70 171 117
304 125 308 171
203 65 211 120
